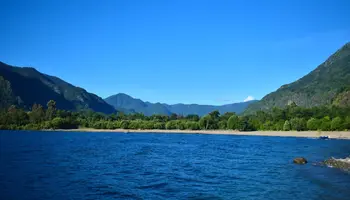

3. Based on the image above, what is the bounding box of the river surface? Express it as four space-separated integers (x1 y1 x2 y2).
1 131 350 200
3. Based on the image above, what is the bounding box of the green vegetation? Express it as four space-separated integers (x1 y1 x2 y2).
0 76 16 108
1 43 350 131
0 62 115 113
245 42 350 114
1 100 350 131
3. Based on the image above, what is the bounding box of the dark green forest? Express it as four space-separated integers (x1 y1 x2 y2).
1 100 350 131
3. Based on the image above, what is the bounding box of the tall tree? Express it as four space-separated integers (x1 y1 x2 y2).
0 76 15 109
46 100 56 120
29 103 45 123
227 114 240 130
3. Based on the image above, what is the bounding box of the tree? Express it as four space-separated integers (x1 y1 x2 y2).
92 120 108 129
170 113 178 120
220 112 235 121
227 114 240 130
185 121 200 130
153 122 165 129
238 116 254 131
209 110 220 121
120 120 130 129
166 120 177 130
199 115 215 130
320 116 331 131
176 121 186 130
108 113 118 121
290 118 306 131
106 121 117 129
50 117 78 129
344 116 350 130
262 121 274 130
185 114 200 121
331 117 343 131
29 103 45 123
248 117 261 131
116 112 126 120
283 120 291 131
140 121 154 129
46 100 56 120
218 121 227 129
6 105 28 127
274 120 285 131
0 76 15 109
272 107 286 121
128 120 141 129
306 118 320 130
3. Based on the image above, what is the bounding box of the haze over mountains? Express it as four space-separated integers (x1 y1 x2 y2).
104 93 256 116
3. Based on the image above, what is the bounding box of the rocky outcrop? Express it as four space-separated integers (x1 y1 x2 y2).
293 157 307 164
323 157 350 171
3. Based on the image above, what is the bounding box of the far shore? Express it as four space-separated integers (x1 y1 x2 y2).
53 128 350 139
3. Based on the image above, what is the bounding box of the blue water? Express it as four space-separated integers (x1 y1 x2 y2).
0 131 350 200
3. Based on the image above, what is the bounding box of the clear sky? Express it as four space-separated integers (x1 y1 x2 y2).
1 0 349 105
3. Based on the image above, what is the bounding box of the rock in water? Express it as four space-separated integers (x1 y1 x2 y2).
323 157 350 171
293 157 308 164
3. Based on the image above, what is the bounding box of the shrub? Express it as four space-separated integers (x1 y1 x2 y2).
306 118 321 130
185 121 200 130
283 120 291 131
50 117 78 129
153 122 165 129
176 121 186 130
320 116 331 131
166 121 177 130
331 117 343 131
227 115 239 130
290 118 306 131
218 121 227 129
120 120 130 129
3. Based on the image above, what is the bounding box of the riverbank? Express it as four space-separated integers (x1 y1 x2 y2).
56 128 350 139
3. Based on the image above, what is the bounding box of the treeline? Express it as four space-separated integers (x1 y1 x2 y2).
1 100 350 131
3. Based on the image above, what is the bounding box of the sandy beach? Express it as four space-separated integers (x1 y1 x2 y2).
56 128 350 139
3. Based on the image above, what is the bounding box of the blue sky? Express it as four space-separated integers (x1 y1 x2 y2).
1 0 349 105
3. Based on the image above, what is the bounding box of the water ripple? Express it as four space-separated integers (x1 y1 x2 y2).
1 131 350 200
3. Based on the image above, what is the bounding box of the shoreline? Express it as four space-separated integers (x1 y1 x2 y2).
54 128 350 139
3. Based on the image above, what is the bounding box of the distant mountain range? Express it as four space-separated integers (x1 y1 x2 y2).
1 42 349 116
245 42 350 114
0 62 115 113
104 93 257 116
0 61 256 116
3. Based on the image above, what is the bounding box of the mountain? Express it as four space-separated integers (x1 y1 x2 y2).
0 62 115 113
0 75 16 109
104 93 172 116
245 42 350 114
163 102 256 116
105 93 257 116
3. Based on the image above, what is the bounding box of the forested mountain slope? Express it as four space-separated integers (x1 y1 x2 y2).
0 62 115 113
245 42 350 113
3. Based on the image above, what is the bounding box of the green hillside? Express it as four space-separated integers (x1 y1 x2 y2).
246 42 350 114
0 62 115 113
